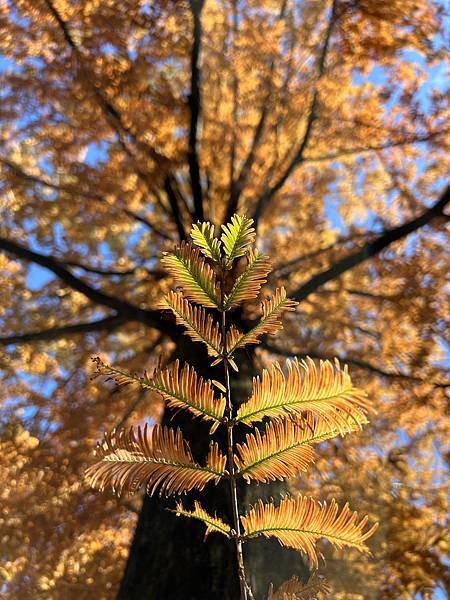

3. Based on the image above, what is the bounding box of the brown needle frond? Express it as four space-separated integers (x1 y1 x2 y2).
267 573 331 600
234 419 316 483
236 357 370 432
161 241 220 307
294 411 369 444
242 495 378 569
173 500 231 538
93 357 226 432
226 287 298 354
85 424 226 497
206 439 228 475
224 249 272 310
163 291 222 356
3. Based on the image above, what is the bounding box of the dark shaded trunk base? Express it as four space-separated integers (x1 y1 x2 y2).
118 489 307 600
118 491 240 599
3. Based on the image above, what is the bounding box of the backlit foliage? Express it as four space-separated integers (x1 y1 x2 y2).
242 495 377 569
237 358 370 430
86 216 378 597
267 573 331 600
0 0 448 596
92 356 226 431
86 424 226 497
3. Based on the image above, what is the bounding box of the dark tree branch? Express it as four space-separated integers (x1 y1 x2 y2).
0 237 167 331
164 176 187 241
225 0 289 222
262 343 449 387
122 209 173 240
0 314 125 346
312 288 401 304
65 260 165 279
227 0 239 219
0 157 172 241
290 185 449 302
40 0 183 241
301 131 445 164
43 0 168 167
187 0 205 221
252 0 338 227
270 232 371 278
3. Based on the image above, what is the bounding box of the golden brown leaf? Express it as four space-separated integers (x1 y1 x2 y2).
162 290 222 356
237 357 370 432
224 249 272 310
242 495 378 568
85 424 225 497
267 573 331 599
173 500 231 538
161 242 220 308
93 357 226 432
234 419 316 483
226 287 298 353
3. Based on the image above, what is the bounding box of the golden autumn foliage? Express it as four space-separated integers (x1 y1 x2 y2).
86 219 377 598
0 0 448 597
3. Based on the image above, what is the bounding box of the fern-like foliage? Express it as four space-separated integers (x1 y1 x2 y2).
226 287 298 354
235 419 316 483
237 357 370 432
234 412 365 485
242 495 378 568
162 291 222 357
92 357 226 432
86 424 226 496
87 213 378 599
191 221 222 262
161 241 220 307
221 214 255 265
224 249 271 310
267 573 331 600
173 500 231 538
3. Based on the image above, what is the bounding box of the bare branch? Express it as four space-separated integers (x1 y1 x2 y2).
187 0 205 221
0 314 125 346
270 232 371 278
164 176 187 241
262 343 449 388
65 260 165 279
290 185 449 302
252 0 338 227
0 157 172 241
42 0 168 168
225 0 288 222
0 237 167 331
301 131 446 164
227 0 239 218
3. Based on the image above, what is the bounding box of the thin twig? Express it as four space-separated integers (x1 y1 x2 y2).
220 269 249 600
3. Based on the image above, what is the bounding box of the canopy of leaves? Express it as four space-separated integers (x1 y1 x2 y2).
0 0 448 596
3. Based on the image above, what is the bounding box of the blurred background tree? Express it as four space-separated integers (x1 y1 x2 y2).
0 0 448 598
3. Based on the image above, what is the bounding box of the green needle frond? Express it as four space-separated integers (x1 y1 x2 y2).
221 214 256 265
191 221 222 262
161 242 220 307
224 249 271 309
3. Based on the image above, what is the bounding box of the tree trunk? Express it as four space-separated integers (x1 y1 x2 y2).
118 337 307 599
